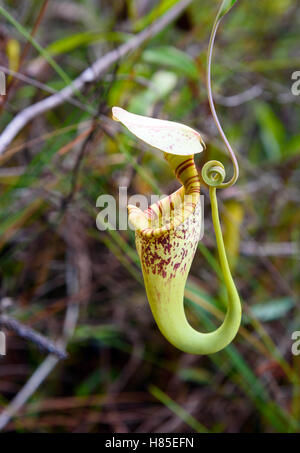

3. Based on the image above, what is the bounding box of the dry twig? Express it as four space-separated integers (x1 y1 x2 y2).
0 314 68 359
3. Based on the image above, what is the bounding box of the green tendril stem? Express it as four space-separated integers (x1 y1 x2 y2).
200 1 242 350
204 1 239 189
209 183 241 320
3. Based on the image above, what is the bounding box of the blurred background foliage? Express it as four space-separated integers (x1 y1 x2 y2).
0 0 299 433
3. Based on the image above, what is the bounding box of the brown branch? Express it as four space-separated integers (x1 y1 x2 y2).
0 314 68 360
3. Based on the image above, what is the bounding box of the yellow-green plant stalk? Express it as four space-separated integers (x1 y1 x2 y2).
222 200 244 272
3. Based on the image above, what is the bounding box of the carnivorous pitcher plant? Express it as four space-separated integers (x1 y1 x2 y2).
112 0 241 354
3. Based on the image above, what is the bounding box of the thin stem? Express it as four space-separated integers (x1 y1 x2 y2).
206 8 239 188
209 186 237 294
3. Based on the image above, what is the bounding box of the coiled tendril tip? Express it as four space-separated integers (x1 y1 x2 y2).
201 160 226 188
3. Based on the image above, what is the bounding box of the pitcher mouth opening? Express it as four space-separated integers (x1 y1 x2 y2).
128 186 200 239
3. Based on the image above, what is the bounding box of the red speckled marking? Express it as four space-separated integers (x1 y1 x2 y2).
136 201 201 281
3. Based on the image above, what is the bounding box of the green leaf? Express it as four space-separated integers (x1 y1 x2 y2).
46 31 130 56
243 298 295 325
76 369 104 396
254 101 285 161
142 46 198 79
178 367 211 384
285 133 300 157
149 385 210 433
133 0 179 32
218 0 238 19
74 325 121 342
129 70 177 115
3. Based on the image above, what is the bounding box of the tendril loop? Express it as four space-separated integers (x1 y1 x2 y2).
201 160 226 188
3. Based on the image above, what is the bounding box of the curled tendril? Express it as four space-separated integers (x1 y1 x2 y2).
202 160 225 187
202 0 239 190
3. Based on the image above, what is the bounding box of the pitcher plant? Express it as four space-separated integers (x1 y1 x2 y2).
112 0 241 354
